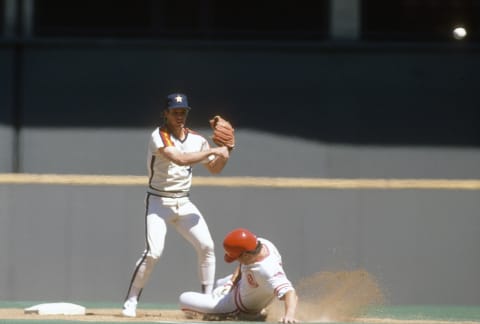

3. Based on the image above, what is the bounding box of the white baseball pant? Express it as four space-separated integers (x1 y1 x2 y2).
125 194 215 299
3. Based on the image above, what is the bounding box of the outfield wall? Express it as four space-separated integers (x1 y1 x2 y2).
0 126 13 172
0 174 479 306
0 47 14 173
14 128 480 178
1 127 480 306
1 41 479 307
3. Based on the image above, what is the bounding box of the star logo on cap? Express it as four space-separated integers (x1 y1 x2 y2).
175 95 183 103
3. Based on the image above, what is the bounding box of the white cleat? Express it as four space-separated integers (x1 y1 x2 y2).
122 300 137 318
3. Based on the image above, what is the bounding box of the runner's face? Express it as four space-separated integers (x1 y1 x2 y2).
238 250 258 265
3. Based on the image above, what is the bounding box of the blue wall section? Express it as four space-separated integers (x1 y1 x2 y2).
8 42 480 145
0 48 14 126
0 48 14 172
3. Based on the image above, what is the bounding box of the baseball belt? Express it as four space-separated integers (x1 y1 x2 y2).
150 190 190 198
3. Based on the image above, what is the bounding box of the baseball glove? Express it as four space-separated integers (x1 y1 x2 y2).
209 115 235 150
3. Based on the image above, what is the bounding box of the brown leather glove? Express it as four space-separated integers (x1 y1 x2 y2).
209 115 235 150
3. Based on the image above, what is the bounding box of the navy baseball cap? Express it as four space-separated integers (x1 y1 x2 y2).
166 93 191 110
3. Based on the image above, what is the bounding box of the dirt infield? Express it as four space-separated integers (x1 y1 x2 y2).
286 269 385 322
0 308 189 322
0 270 385 323
2 309 480 324
1 271 479 324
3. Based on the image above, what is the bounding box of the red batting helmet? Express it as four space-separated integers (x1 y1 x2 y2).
223 228 258 263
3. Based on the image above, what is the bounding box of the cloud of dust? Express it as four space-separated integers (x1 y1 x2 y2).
266 269 385 323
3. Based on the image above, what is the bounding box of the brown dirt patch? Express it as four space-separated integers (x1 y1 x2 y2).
0 269 385 323
0 308 190 322
266 269 385 323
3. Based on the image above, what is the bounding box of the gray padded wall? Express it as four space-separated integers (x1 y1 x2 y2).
2 42 479 307
0 126 13 172
0 183 479 305
19 128 480 178
19 128 148 175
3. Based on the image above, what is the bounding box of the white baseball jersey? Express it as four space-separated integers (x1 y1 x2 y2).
147 126 210 195
233 238 294 313
179 238 294 315
125 126 216 299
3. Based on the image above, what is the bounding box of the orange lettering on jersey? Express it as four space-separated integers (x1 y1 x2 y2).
246 270 259 288
159 127 174 147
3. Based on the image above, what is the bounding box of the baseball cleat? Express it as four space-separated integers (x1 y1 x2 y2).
122 300 137 318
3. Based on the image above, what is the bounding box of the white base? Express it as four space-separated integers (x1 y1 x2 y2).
24 302 86 315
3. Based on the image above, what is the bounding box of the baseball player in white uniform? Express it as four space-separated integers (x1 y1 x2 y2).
179 228 299 323
122 93 230 317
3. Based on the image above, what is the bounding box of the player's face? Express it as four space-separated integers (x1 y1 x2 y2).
165 108 188 128
237 243 262 265
238 251 258 265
